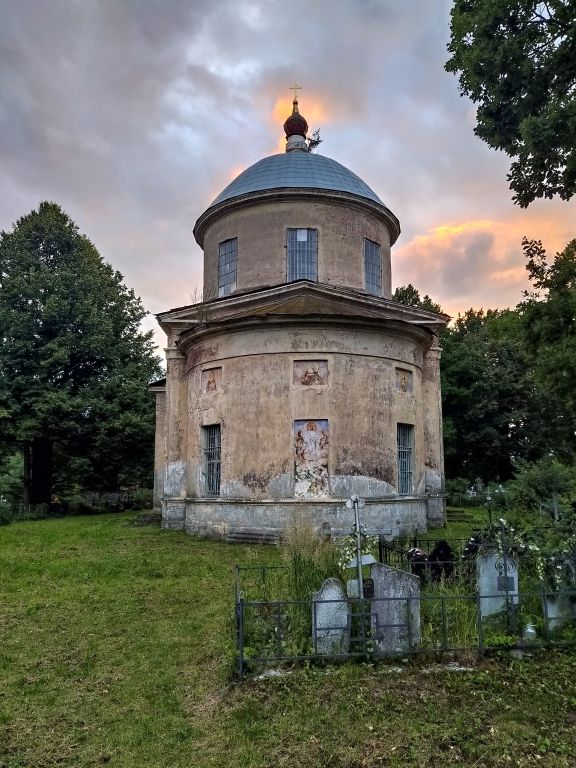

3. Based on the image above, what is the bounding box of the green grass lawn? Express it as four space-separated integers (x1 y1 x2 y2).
1 514 576 767
430 505 490 542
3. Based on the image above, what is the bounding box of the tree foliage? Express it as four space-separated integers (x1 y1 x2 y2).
0 202 162 503
446 0 576 207
392 284 443 314
394 266 576 483
520 237 576 410
440 308 553 481
0 453 24 505
507 456 576 514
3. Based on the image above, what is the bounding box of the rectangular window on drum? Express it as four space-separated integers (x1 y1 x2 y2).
287 228 318 282
364 239 382 296
218 238 237 297
397 423 414 495
202 424 221 497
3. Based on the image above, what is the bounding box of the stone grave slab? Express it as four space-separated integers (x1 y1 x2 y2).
370 563 421 654
477 552 518 618
545 594 576 632
312 577 350 655
346 579 360 598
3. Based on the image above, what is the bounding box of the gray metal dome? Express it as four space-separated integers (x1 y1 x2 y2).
209 152 385 208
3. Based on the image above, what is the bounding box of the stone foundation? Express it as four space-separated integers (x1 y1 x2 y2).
159 495 438 540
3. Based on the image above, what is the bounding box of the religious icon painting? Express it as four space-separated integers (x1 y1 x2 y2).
293 419 329 498
202 367 222 393
293 360 328 386
395 367 413 394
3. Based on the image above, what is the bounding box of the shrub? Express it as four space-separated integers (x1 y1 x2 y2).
507 458 576 518
0 503 13 526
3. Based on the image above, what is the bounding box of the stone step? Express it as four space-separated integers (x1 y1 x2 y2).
225 528 281 545
134 512 162 526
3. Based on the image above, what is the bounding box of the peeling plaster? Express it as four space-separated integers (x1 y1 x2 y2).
164 460 186 497
331 474 396 498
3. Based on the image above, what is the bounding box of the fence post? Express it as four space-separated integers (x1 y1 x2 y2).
542 591 551 642
476 593 484 656
441 596 448 650
406 596 413 651
275 601 283 658
237 598 245 679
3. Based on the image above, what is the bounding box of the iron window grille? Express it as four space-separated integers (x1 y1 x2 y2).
287 228 318 282
218 238 238 297
397 423 414 495
364 239 382 296
203 424 221 497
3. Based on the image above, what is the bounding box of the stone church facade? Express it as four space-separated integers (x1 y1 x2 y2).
151 99 447 540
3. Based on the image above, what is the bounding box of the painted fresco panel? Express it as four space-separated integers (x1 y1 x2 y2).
294 419 329 497
395 367 413 393
293 360 328 386
202 367 222 393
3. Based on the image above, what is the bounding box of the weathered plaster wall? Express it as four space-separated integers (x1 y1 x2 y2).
202 199 392 298
181 324 432 507
184 498 427 540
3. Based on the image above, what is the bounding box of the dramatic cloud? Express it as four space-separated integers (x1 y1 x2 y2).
394 207 575 317
1 0 574 348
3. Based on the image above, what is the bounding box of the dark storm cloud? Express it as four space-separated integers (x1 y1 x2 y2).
0 0 214 313
0 0 574 341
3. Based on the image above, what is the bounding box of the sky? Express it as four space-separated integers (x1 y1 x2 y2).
1 0 574 349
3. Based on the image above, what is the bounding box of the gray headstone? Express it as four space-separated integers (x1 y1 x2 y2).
312 578 350 655
476 552 518 618
545 595 575 632
370 563 421 654
346 579 360 598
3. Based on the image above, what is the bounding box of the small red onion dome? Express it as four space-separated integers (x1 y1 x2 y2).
284 99 308 138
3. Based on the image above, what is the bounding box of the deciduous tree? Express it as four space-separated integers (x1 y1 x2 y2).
440 308 557 481
446 0 576 206
520 237 576 410
392 284 443 314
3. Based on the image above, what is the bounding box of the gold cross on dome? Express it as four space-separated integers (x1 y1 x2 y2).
289 83 302 100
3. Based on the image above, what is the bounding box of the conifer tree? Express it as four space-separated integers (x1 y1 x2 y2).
0 202 162 505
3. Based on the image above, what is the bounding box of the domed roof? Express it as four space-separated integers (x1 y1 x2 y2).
209 152 385 209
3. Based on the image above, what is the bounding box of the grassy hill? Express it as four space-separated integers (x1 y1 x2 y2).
1 513 575 767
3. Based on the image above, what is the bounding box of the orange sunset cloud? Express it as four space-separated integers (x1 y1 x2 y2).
394 214 573 318
269 95 329 154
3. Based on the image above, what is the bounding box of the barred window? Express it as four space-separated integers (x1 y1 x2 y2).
287 228 318 282
364 239 382 296
218 238 237 297
397 423 414 495
202 424 221 496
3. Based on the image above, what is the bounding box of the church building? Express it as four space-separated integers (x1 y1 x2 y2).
151 97 448 541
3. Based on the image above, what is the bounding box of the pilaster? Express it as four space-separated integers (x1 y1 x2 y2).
422 337 445 526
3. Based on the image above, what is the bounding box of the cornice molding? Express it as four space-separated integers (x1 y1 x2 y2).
156 281 448 355
193 187 401 247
